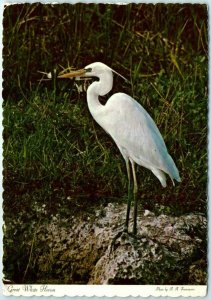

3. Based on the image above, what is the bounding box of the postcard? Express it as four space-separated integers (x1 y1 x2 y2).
2 1 208 297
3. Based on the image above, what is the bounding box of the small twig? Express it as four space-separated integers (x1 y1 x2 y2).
22 219 41 282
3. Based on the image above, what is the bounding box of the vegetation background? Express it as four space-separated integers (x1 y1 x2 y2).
3 3 207 283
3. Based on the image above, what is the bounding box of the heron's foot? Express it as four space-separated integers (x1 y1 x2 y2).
133 226 137 236
109 226 136 256
109 230 127 256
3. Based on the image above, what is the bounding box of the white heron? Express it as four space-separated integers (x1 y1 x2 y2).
58 62 181 235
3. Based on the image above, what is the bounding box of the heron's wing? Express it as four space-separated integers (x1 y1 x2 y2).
100 93 180 182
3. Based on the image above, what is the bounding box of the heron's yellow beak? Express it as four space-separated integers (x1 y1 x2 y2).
57 68 86 79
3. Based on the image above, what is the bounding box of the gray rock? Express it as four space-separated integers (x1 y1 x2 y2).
35 202 206 284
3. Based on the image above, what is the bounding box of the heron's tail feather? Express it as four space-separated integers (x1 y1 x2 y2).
166 154 181 184
152 154 181 187
151 168 167 188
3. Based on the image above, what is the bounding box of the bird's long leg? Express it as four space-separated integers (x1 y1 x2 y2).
109 159 133 255
125 159 132 232
131 160 138 235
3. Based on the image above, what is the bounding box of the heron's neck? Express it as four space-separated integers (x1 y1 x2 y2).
87 71 113 115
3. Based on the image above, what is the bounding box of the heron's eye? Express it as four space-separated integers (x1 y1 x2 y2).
85 68 92 73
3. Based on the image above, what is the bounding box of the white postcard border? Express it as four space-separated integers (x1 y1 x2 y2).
2 284 208 297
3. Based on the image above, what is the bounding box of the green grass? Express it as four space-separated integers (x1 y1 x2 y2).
3 3 208 283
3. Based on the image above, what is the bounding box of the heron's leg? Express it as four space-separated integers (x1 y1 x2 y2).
131 160 138 235
110 160 131 256
125 159 132 232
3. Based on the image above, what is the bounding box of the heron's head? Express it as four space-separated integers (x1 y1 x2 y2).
83 62 112 78
57 62 128 82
